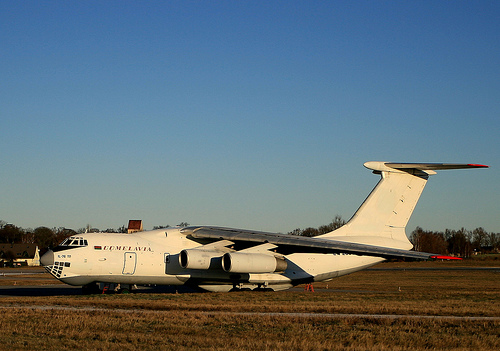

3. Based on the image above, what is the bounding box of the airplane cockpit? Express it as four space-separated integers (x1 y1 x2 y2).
42 237 89 279
59 237 89 248
51 236 89 252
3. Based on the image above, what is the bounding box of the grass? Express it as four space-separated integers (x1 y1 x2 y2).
0 261 499 350
1 309 498 350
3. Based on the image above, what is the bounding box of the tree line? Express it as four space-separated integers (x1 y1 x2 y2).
0 220 127 254
410 226 499 258
1 218 498 258
288 217 499 258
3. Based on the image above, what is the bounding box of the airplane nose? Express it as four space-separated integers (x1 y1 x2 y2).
40 250 54 266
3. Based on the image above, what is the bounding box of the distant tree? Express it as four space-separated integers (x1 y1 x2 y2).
301 227 320 237
0 224 24 243
77 224 100 234
445 228 473 258
471 227 488 252
486 232 500 252
22 228 35 244
153 225 171 230
34 227 56 250
1 250 16 265
288 215 345 237
176 222 189 228
54 228 77 244
288 228 302 236
101 227 128 233
410 227 448 254
318 215 346 234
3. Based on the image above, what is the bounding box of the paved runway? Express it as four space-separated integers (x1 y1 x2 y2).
367 266 500 271
0 284 201 296
0 265 498 297
0 284 81 296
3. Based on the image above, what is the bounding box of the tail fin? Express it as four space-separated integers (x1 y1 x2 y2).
321 162 488 249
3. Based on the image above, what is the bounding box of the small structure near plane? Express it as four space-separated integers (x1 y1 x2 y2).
40 162 488 293
0 244 40 267
127 220 143 234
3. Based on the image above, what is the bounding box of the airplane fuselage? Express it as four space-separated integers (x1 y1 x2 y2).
43 227 383 292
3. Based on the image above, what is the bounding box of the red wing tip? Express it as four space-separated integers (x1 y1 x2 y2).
468 164 489 168
431 255 463 260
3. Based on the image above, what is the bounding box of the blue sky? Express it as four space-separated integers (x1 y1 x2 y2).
1 1 499 234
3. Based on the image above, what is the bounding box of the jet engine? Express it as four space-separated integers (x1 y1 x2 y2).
222 252 287 273
179 249 223 270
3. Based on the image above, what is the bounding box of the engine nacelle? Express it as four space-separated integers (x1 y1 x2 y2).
222 252 287 273
179 249 223 270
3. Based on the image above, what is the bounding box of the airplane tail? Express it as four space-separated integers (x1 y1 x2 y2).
320 162 488 250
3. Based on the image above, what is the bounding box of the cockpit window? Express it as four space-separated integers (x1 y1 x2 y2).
60 237 88 247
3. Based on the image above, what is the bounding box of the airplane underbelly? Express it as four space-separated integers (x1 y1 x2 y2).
285 253 384 282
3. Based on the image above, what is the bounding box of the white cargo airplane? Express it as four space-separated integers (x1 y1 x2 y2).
41 162 488 293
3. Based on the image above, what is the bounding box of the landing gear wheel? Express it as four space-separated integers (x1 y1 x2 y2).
82 282 101 295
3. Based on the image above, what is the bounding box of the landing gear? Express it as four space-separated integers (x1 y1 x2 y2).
117 284 133 294
81 282 101 295
255 283 273 292
229 283 251 292
229 283 273 292
229 286 251 292
81 283 134 295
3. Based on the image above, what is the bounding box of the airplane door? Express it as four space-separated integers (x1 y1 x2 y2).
164 253 170 274
123 252 137 275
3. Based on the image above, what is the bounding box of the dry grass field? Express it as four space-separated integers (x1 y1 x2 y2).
0 259 498 350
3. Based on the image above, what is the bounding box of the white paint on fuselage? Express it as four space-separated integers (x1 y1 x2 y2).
48 227 383 289
52 228 191 286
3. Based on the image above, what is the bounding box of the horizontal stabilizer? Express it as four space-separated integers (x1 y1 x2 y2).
365 162 489 173
385 163 489 170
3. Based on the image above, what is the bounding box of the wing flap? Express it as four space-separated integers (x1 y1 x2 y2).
239 243 278 253
193 239 234 250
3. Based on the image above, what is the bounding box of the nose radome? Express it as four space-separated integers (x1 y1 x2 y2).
40 250 54 266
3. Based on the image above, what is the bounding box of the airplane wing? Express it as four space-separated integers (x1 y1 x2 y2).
181 226 442 260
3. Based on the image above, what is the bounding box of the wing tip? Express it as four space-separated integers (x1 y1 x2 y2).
430 255 463 260
467 164 489 168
